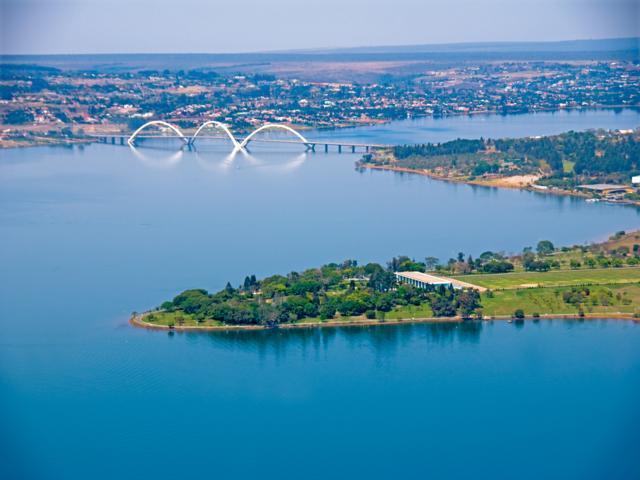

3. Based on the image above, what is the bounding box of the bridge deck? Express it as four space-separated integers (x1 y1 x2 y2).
90 134 390 149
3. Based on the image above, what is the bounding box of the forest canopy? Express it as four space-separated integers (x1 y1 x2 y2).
385 129 640 183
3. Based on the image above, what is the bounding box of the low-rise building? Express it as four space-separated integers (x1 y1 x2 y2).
395 271 487 291
395 271 454 289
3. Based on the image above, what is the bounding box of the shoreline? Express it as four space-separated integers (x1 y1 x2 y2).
3 106 637 150
360 163 640 207
130 311 639 333
0 137 94 150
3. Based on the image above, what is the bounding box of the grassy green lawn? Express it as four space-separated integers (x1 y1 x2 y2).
384 303 434 319
562 159 575 173
453 267 640 290
143 310 223 327
480 284 640 317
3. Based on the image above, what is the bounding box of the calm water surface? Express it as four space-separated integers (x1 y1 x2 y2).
1 110 639 479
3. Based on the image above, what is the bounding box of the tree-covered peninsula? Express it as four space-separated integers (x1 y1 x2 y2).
148 259 481 327
359 128 640 203
137 232 640 330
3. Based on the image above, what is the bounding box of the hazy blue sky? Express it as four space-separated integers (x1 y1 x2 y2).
1 0 638 54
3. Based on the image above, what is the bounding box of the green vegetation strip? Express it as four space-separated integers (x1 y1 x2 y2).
452 267 640 290
480 284 640 317
139 233 640 329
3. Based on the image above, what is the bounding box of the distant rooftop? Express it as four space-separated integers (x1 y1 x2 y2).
395 271 488 292
395 271 453 284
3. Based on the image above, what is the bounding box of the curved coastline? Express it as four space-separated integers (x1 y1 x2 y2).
131 311 639 332
360 163 640 207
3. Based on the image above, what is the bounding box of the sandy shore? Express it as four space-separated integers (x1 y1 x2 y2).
362 164 549 191
131 311 638 332
361 163 640 207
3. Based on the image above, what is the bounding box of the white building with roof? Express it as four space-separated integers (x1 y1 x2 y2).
395 271 487 292
395 271 453 289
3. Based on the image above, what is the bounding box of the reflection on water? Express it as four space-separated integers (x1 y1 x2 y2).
171 321 484 359
194 148 241 172
132 141 310 173
129 144 185 168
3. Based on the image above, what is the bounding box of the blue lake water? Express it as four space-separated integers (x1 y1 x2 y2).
1 109 640 479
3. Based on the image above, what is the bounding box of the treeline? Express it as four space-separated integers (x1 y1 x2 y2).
394 139 485 159
388 129 639 180
159 259 481 326
497 130 640 176
390 252 515 275
494 136 562 171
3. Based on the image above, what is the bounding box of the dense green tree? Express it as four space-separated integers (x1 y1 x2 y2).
430 296 457 317
481 260 514 274
424 256 440 270
368 269 396 292
319 301 337 320
536 240 555 256
457 290 481 319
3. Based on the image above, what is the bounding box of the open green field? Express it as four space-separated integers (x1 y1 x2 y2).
453 267 640 290
562 159 575 173
384 303 434 320
143 310 223 327
480 284 640 317
143 268 640 328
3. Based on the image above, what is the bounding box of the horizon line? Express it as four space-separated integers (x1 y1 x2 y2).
1 36 638 58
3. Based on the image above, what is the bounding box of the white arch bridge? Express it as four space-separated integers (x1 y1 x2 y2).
93 121 388 153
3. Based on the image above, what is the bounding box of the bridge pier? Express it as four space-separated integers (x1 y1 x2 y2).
338 145 342 153
324 144 328 153
366 146 369 153
351 145 356 153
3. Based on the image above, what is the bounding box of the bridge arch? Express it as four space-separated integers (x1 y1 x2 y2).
128 120 187 146
237 124 309 151
191 121 240 149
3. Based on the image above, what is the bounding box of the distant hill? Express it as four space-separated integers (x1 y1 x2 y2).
1 37 637 73
293 37 640 55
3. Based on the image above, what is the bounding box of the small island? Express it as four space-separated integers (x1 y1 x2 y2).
358 128 640 205
133 231 640 331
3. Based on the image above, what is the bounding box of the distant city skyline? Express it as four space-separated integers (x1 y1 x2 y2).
1 0 639 55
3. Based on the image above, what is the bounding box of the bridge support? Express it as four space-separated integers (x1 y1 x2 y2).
351 145 356 153
324 144 328 153
338 145 342 153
